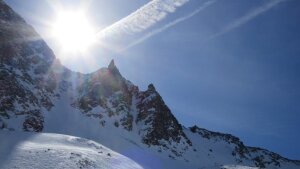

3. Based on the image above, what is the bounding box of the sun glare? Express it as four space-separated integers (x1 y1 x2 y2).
52 11 96 53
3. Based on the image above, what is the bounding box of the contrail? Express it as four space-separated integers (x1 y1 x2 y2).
210 0 286 39
96 0 190 39
123 0 216 51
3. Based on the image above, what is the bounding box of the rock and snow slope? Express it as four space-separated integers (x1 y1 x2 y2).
0 131 143 169
1 129 298 169
0 1 299 168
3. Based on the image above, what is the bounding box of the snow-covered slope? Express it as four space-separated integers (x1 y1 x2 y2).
0 1 300 169
183 126 300 169
0 131 143 169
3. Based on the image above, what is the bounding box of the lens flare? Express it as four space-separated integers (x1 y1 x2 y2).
52 11 95 53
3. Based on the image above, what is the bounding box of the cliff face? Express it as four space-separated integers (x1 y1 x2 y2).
0 0 59 132
136 84 192 153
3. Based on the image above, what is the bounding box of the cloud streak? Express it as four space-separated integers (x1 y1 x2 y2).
124 0 216 50
96 0 190 39
210 0 286 39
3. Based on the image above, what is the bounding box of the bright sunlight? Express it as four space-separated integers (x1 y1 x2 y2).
51 11 96 53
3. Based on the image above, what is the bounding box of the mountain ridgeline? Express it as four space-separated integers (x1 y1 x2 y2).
0 1 299 168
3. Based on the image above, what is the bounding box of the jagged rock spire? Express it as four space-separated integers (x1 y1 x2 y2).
108 59 115 70
148 84 156 91
107 59 121 77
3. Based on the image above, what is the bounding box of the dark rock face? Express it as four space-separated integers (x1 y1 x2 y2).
23 110 44 132
0 1 59 131
71 61 135 131
190 125 246 147
136 84 192 155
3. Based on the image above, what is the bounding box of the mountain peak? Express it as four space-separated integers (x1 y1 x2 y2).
108 59 115 69
0 0 25 23
189 125 200 133
147 84 156 91
107 59 121 77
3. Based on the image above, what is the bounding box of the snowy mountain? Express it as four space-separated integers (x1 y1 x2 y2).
0 131 143 169
0 1 299 168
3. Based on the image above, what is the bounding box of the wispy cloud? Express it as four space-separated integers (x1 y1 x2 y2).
210 0 286 39
96 0 190 39
124 0 216 50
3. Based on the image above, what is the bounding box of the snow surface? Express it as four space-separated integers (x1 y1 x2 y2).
222 165 258 169
0 131 143 169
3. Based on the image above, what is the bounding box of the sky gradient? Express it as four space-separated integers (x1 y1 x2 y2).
4 0 300 159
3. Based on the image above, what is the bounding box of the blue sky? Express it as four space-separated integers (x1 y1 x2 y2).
5 0 300 159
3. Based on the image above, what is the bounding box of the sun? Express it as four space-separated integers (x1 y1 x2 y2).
51 11 96 53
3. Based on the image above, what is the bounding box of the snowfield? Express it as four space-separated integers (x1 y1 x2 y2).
221 165 258 169
0 131 143 169
0 130 299 169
